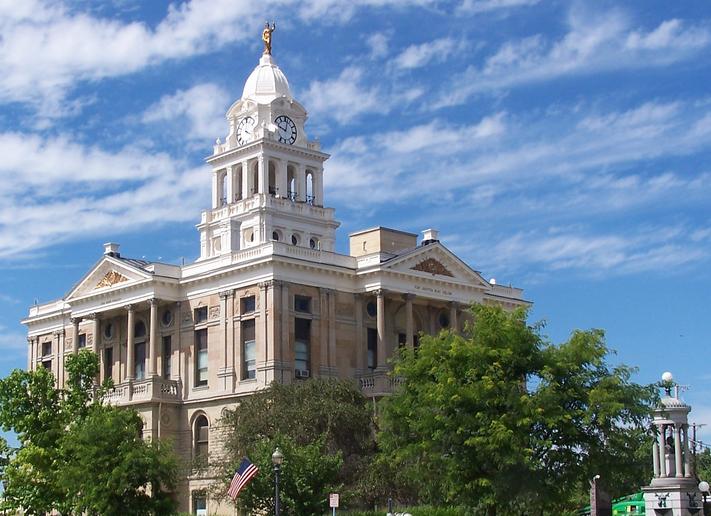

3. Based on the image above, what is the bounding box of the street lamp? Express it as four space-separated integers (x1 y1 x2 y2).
699 481 709 503
272 447 284 516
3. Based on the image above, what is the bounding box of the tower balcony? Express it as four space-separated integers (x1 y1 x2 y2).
104 377 181 406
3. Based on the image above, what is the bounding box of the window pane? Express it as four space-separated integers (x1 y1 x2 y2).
295 318 310 340
294 295 311 313
194 329 208 386
104 348 113 381
241 296 255 313
194 306 208 324
135 342 146 380
162 336 172 378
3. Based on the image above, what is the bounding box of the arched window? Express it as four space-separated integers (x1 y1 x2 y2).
134 321 146 338
268 161 277 195
251 162 259 195
287 165 296 200
305 170 314 204
194 415 209 460
220 171 228 206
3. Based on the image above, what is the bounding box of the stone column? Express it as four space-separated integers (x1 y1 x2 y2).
280 282 290 379
225 166 234 203
683 424 692 477
328 290 336 371
354 294 364 374
71 318 80 354
148 299 158 377
319 288 329 375
652 439 660 477
277 159 288 197
53 330 62 385
259 282 268 384
674 424 683 477
90 314 100 353
376 290 386 370
296 164 306 202
257 155 266 194
241 161 250 198
658 424 667 477
220 290 230 391
126 305 135 381
405 294 414 349
314 167 324 206
450 302 459 332
26 337 32 370
212 171 220 208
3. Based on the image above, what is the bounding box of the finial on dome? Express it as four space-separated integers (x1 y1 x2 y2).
262 21 276 55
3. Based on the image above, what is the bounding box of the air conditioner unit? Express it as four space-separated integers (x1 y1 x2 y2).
295 369 310 379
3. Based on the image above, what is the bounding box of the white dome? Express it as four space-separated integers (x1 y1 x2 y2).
241 54 292 103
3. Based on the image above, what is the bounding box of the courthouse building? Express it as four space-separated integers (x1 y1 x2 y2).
22 36 528 514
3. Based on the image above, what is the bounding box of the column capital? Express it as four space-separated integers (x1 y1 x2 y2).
70 316 82 325
374 289 385 298
53 329 65 337
219 289 234 299
124 304 135 312
26 336 32 344
85 312 99 320
149 298 159 307
403 293 416 301
258 280 275 290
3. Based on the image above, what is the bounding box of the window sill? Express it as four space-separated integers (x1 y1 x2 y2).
240 377 257 383
192 385 209 391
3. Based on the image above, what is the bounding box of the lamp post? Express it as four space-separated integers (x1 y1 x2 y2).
700 481 709 515
272 447 284 516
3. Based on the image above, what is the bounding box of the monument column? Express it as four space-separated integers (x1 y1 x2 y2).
683 424 692 477
354 294 364 374
674 424 683 477
257 155 267 194
126 305 135 380
658 424 667 477
241 161 250 197
652 438 660 477
90 314 100 353
148 299 158 377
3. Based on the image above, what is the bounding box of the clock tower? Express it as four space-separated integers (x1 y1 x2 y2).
197 42 339 260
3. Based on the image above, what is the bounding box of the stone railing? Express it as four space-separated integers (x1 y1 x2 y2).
359 372 403 397
104 377 181 406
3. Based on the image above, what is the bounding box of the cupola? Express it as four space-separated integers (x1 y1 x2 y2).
241 54 292 103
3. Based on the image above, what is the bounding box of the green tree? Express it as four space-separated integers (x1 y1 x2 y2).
0 350 178 514
378 304 656 514
220 378 375 514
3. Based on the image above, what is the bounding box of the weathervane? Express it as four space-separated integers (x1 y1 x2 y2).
262 21 276 55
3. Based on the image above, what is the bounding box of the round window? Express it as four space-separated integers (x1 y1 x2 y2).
438 312 450 329
309 238 318 249
162 310 173 327
366 301 377 318
272 231 280 241
291 234 299 245
103 322 113 339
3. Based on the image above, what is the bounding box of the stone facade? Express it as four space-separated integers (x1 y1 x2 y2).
21 49 529 514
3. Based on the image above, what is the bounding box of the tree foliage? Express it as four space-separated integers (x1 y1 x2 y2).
0 350 178 515
220 378 375 514
378 304 657 514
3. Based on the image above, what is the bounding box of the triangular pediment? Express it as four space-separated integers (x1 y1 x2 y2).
382 243 492 289
66 257 152 301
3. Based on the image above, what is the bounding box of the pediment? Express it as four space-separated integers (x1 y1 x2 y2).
383 244 491 289
66 257 152 301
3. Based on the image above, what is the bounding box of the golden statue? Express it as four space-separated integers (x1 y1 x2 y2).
262 21 276 55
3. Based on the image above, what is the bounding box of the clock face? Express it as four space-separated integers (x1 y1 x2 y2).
236 116 255 145
274 115 297 145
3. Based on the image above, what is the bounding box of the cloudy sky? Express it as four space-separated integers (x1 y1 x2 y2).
1 1 710 438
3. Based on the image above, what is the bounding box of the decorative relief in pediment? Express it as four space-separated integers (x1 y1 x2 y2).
94 270 129 289
411 258 454 277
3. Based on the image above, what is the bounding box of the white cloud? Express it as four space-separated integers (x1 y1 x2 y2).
392 37 460 70
433 8 711 108
458 0 539 14
142 83 230 142
0 131 209 259
366 32 390 59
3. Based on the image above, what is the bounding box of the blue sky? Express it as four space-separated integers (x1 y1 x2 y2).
0 0 710 439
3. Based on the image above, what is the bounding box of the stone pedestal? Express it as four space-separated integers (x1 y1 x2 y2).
643 479 702 516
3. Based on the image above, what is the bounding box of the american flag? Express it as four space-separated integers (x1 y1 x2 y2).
227 457 259 500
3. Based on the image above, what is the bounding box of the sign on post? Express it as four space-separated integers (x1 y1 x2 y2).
329 493 339 515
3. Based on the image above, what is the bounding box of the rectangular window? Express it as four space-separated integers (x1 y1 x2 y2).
194 306 208 324
77 333 86 349
42 360 52 371
162 336 172 379
241 296 256 314
104 347 113 382
192 492 207 516
398 333 406 348
294 295 311 313
295 318 310 374
367 328 378 370
135 342 146 380
195 329 208 387
42 341 52 356
242 320 256 380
